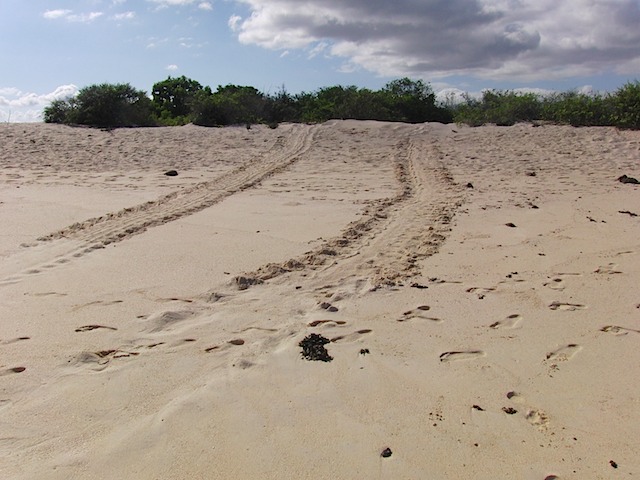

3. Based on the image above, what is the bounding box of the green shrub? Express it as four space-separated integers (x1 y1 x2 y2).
541 91 613 127
43 99 74 124
611 81 640 129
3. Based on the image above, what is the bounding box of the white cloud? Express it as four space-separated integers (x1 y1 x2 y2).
43 9 103 23
307 42 328 59
0 85 78 123
228 15 242 31
43 9 72 20
166 64 179 71
198 2 213 10
112 11 136 20
230 0 640 83
147 0 198 6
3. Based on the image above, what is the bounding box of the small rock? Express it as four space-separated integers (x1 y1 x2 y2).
505 222 517 228
380 447 393 458
164 170 178 176
502 407 518 415
359 348 370 355
610 460 618 469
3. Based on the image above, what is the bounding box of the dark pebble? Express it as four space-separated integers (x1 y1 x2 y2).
381 447 392 458
505 222 517 228
502 407 518 415
610 460 618 469
164 170 178 176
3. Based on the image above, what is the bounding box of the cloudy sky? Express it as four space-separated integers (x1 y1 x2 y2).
2 0 639 121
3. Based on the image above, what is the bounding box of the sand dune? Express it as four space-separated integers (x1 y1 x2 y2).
1 120 639 479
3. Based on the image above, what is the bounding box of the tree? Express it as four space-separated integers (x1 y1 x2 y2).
212 85 266 125
152 76 206 124
382 78 451 123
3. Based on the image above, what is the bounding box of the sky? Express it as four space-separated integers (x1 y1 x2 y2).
1 0 640 122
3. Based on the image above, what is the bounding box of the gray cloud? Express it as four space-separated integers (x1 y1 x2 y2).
231 0 640 81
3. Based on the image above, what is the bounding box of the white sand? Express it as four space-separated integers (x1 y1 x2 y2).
1 120 639 479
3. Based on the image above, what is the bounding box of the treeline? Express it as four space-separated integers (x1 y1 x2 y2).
43 76 640 129
43 76 451 128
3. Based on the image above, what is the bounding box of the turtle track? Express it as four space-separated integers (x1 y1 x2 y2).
2 124 315 284
236 126 464 290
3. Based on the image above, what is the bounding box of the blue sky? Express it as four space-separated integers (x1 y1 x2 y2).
2 0 639 122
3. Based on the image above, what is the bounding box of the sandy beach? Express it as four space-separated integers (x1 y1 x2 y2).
1 120 639 479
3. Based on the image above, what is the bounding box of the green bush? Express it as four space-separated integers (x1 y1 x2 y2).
43 99 74 124
453 90 542 126
541 91 614 127
611 81 640 129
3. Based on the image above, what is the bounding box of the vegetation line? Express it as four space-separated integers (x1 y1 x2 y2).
44 76 640 130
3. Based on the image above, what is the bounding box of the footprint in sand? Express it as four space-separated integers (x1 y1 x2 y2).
543 278 565 291
526 408 550 430
600 325 640 336
506 391 526 404
594 263 622 275
546 344 582 362
145 310 196 333
204 339 245 352
466 287 495 300
0 367 26 376
398 306 442 323
549 301 586 311
75 325 118 333
330 329 372 343
307 319 347 327
490 314 522 329
67 349 139 372
439 350 485 362
1 336 31 345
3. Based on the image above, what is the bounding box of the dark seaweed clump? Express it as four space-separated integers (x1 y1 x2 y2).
299 334 333 362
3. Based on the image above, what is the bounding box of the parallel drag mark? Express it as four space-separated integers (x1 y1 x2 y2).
39 125 314 247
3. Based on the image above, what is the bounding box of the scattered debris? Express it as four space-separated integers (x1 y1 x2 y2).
359 348 370 355
502 407 518 415
617 174 639 184
299 334 333 362
410 282 428 289
618 210 638 217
